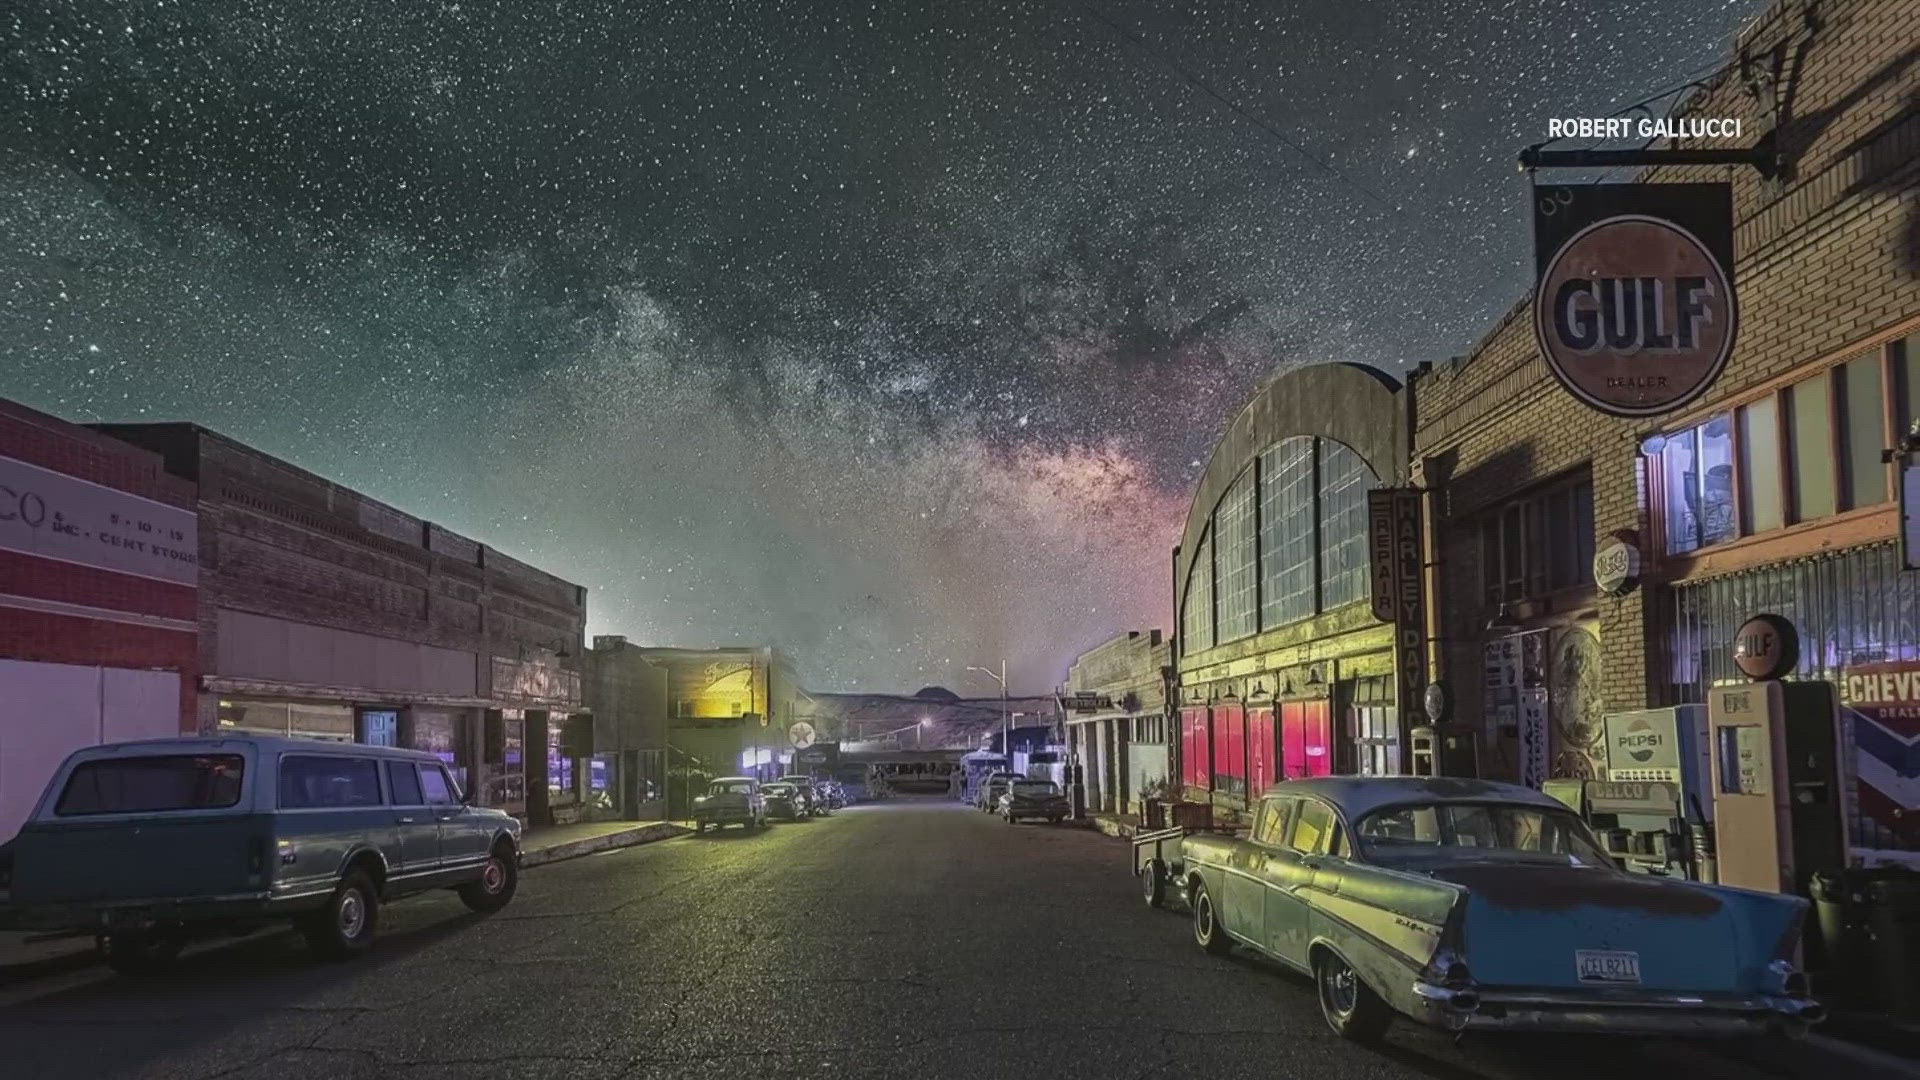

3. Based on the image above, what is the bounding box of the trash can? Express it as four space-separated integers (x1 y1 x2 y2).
1809 871 1867 1005
1866 874 1920 1019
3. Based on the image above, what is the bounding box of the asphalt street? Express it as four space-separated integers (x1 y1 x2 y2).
0 798 1910 1080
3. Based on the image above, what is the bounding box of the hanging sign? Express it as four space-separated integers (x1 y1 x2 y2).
1532 183 1737 417
1592 530 1642 595
1732 613 1798 681
1367 490 1398 622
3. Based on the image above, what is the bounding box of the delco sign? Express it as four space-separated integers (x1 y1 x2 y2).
1531 183 1738 418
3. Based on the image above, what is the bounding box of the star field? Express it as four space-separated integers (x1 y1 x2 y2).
2 0 1765 691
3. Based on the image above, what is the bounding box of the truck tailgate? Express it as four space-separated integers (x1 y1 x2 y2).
10 814 271 905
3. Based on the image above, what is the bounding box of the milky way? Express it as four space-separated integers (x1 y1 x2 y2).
2 0 1765 692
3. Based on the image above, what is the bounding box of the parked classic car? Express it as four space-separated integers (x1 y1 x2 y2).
976 775 1015 812
997 779 1069 824
1133 777 1820 1042
693 777 766 832
761 783 808 821
779 775 829 816
0 737 522 974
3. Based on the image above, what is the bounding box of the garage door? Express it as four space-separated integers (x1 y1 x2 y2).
0 660 182 840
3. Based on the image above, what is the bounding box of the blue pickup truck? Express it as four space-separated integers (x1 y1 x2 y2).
0 736 522 974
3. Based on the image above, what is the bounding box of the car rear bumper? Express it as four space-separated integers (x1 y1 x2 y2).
1409 980 1824 1036
8 889 324 932
695 808 757 821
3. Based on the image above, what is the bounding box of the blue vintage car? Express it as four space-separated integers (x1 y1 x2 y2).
1133 777 1821 1041
0 736 522 974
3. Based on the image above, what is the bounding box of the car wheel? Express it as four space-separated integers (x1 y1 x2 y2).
1050 815 1064 824
1190 880 1232 956
457 843 518 914
1315 949 1393 1043
304 870 380 960
1140 859 1166 908
101 929 186 976
695 821 706 833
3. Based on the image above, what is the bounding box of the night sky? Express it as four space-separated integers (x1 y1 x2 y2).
3 0 1765 693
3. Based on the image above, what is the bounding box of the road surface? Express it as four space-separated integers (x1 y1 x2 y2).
0 798 1905 1079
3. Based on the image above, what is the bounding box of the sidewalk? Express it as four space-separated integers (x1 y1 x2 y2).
0 817 688 982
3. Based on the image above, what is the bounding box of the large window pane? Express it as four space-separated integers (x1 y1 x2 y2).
1259 438 1315 627
1316 441 1375 610
1663 418 1733 553
1699 416 1735 546
1182 529 1213 654
1840 352 1889 510
1663 427 1700 553
1740 398 1784 534
1898 334 1920 437
1788 377 1837 523
1215 470 1258 641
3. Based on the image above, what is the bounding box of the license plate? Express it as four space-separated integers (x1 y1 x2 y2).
102 908 152 929
1576 949 1641 984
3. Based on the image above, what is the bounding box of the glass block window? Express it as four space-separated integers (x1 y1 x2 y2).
1182 528 1213 655
1215 469 1258 642
1317 440 1376 610
1260 437 1315 627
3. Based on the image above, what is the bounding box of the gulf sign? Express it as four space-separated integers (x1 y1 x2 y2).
1531 183 1738 418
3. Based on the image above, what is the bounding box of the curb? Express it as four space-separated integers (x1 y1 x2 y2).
519 822 690 868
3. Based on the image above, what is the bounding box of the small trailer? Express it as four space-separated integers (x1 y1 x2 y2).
1131 818 1240 910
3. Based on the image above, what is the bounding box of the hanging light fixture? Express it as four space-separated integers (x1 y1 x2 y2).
1486 601 1523 635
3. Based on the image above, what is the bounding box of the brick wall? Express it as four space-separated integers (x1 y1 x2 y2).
0 399 199 724
1412 0 1920 777
92 423 586 721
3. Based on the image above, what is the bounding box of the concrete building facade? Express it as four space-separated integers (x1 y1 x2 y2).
1061 630 1172 818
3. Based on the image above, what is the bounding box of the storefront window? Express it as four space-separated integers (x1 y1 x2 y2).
1662 416 1735 554
1788 378 1837 523
1259 437 1315 627
1839 352 1889 510
410 708 464 792
1739 398 1784 534
1215 470 1258 642
217 699 354 742
548 722 575 804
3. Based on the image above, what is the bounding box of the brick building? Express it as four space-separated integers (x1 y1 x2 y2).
1171 361 1410 822
92 423 586 823
1409 0 1920 866
0 398 199 838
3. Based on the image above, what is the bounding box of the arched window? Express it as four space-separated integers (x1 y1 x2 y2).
1182 436 1381 656
1215 469 1258 641
1318 441 1377 609
1259 437 1315 627
1181 527 1213 654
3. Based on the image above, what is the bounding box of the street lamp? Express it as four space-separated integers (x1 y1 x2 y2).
967 662 1009 768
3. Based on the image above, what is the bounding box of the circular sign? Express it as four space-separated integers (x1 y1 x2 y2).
1534 215 1736 417
1423 681 1452 723
788 721 816 750
1593 530 1642 595
1732 614 1799 681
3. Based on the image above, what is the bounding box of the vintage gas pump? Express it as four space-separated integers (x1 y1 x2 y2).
1707 615 1846 894
1597 705 1716 881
